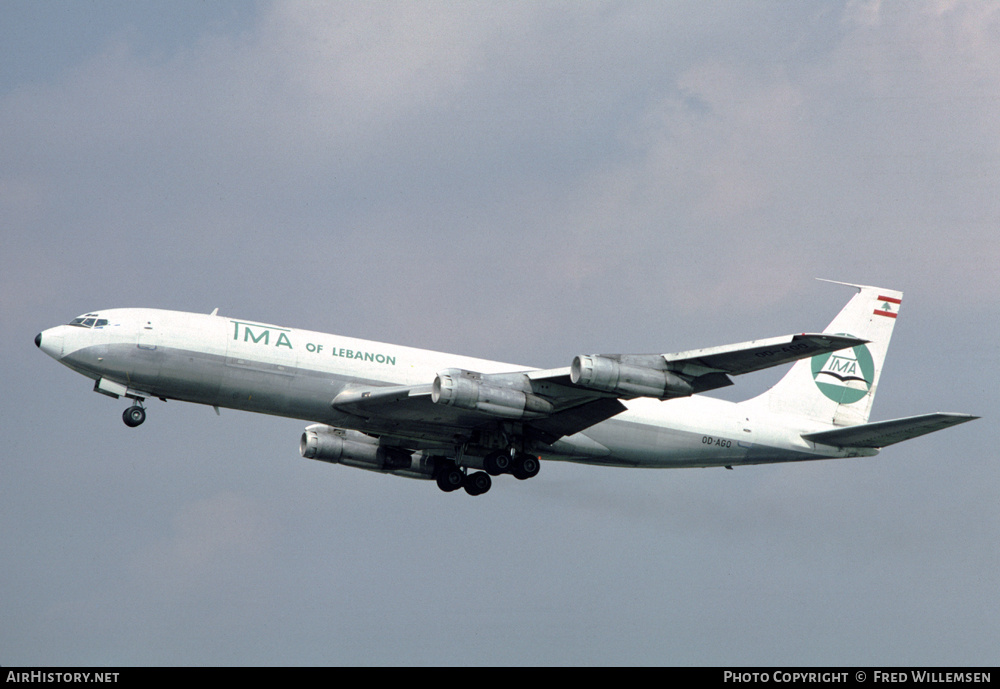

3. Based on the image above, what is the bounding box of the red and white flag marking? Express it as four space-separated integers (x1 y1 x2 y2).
874 295 901 319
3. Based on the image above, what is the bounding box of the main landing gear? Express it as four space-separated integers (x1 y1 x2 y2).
485 450 540 481
122 403 146 427
435 450 541 496
436 466 492 496
435 462 492 496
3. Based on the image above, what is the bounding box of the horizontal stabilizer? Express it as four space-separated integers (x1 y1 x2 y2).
802 413 979 448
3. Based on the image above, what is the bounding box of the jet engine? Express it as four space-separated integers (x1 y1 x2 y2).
299 425 434 478
571 355 694 399
432 368 553 419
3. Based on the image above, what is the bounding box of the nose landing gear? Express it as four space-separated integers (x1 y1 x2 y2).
123 404 146 427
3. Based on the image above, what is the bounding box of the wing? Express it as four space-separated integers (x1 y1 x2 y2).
327 332 866 446
662 333 867 378
567 333 867 397
802 413 979 448
331 374 626 445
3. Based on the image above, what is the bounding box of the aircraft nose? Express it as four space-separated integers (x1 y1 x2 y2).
36 327 65 359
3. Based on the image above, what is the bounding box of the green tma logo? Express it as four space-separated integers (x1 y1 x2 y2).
811 336 875 404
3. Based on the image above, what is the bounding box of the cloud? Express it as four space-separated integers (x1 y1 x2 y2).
3 1 998 329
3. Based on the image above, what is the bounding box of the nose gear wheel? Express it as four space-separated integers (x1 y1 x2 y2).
123 404 146 427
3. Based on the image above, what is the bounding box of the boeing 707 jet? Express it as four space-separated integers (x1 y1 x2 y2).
35 281 977 496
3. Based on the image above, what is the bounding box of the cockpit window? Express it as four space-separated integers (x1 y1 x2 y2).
68 313 106 328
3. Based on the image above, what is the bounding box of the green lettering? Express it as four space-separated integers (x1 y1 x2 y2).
244 327 269 345
831 358 856 374
328 345 395 365
276 332 293 349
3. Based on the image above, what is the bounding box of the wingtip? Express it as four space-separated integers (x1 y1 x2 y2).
801 333 869 345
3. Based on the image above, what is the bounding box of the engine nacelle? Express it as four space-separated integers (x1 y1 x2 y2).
570 355 694 399
299 425 432 478
431 369 552 419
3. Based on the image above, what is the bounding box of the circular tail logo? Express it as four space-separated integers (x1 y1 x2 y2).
811 336 874 404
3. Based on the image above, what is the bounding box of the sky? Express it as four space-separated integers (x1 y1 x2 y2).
2 0 997 667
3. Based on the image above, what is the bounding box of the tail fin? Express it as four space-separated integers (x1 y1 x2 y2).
742 281 902 426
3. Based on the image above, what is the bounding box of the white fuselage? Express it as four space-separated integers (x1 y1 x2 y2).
37 308 863 471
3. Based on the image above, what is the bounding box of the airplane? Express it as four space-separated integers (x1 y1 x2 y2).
34 281 977 496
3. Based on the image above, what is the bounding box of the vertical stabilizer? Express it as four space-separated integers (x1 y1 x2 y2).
741 282 902 426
